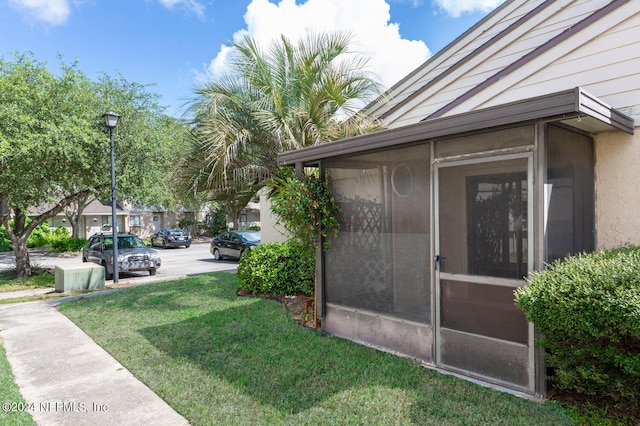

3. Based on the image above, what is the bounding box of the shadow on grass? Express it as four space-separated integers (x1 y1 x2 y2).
79 275 242 313
62 273 573 424
138 298 428 414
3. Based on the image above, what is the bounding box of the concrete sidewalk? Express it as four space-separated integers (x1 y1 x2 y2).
0 300 189 425
0 287 55 300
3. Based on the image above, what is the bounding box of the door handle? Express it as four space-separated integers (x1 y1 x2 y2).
434 255 440 271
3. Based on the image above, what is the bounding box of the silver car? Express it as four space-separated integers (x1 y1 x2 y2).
82 233 161 280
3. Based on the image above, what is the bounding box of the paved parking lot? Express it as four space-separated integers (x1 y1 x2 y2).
0 239 238 284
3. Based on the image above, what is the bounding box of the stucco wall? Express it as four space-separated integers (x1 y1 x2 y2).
595 128 640 249
258 187 289 244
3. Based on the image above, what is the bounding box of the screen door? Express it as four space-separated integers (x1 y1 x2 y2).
435 155 534 392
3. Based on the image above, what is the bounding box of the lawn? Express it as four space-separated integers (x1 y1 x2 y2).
58 272 573 425
0 342 37 425
0 268 53 293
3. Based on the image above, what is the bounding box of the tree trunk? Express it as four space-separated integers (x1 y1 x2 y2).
226 206 240 230
8 210 32 278
12 235 31 278
66 193 92 238
1 190 94 277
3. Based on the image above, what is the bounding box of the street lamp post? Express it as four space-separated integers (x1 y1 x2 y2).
103 111 121 283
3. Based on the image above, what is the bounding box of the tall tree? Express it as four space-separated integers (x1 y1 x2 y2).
183 31 384 198
0 52 187 277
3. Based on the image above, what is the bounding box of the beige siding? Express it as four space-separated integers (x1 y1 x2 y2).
451 2 640 117
595 129 640 249
387 0 617 127
371 0 544 124
129 211 157 239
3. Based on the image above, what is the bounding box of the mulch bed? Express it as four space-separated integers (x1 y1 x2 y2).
236 289 317 329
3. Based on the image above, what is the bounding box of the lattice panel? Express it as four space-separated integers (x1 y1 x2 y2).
326 199 392 303
337 199 384 247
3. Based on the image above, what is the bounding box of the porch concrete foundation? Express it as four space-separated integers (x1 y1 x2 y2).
55 263 105 292
324 303 433 362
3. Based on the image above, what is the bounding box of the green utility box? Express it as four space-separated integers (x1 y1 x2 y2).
55 263 105 292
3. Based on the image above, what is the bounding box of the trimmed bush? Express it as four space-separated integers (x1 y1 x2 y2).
237 241 315 296
515 247 640 407
51 237 87 253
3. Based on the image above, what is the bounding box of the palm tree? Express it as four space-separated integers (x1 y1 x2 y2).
183 31 384 195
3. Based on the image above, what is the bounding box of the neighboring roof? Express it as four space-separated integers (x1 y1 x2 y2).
366 0 640 128
28 199 125 216
278 87 634 166
82 199 126 215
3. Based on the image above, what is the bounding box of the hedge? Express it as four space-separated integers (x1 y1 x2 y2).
515 246 640 407
237 241 315 296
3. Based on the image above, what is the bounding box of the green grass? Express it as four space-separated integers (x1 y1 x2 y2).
0 342 36 425
0 268 54 293
57 272 574 425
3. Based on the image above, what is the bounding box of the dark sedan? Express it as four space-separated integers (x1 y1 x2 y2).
150 229 192 249
210 230 260 261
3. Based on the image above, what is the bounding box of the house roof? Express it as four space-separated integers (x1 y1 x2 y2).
28 199 126 216
279 0 639 167
366 0 640 128
279 87 634 166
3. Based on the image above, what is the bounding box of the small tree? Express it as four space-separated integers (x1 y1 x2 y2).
0 52 188 277
266 166 339 252
203 203 227 236
181 31 384 221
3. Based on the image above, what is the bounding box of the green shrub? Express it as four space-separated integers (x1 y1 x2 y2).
178 216 196 229
1 221 53 250
0 225 10 252
515 247 640 408
51 237 87 253
0 220 48 250
237 241 315 296
267 166 340 252
198 205 227 237
27 222 55 247
1 222 81 253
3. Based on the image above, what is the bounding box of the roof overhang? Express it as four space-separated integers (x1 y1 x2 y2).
278 87 635 167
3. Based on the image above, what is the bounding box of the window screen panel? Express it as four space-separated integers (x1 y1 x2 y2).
546 125 594 262
325 144 431 324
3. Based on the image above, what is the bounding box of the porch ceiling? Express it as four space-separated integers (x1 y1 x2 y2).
278 87 634 167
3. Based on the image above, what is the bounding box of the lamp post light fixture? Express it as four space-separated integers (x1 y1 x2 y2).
103 111 121 283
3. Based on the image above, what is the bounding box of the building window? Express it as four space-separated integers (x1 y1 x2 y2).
129 215 141 227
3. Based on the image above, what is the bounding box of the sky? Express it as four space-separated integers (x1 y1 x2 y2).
0 0 505 118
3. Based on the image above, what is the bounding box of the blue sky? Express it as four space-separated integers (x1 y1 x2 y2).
0 0 504 117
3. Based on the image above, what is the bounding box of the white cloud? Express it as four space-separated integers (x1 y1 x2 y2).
8 0 71 25
157 0 205 19
432 0 504 18
204 0 430 91
9 0 207 25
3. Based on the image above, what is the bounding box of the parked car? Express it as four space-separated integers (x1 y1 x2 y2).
150 228 192 249
82 233 161 280
210 230 261 261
